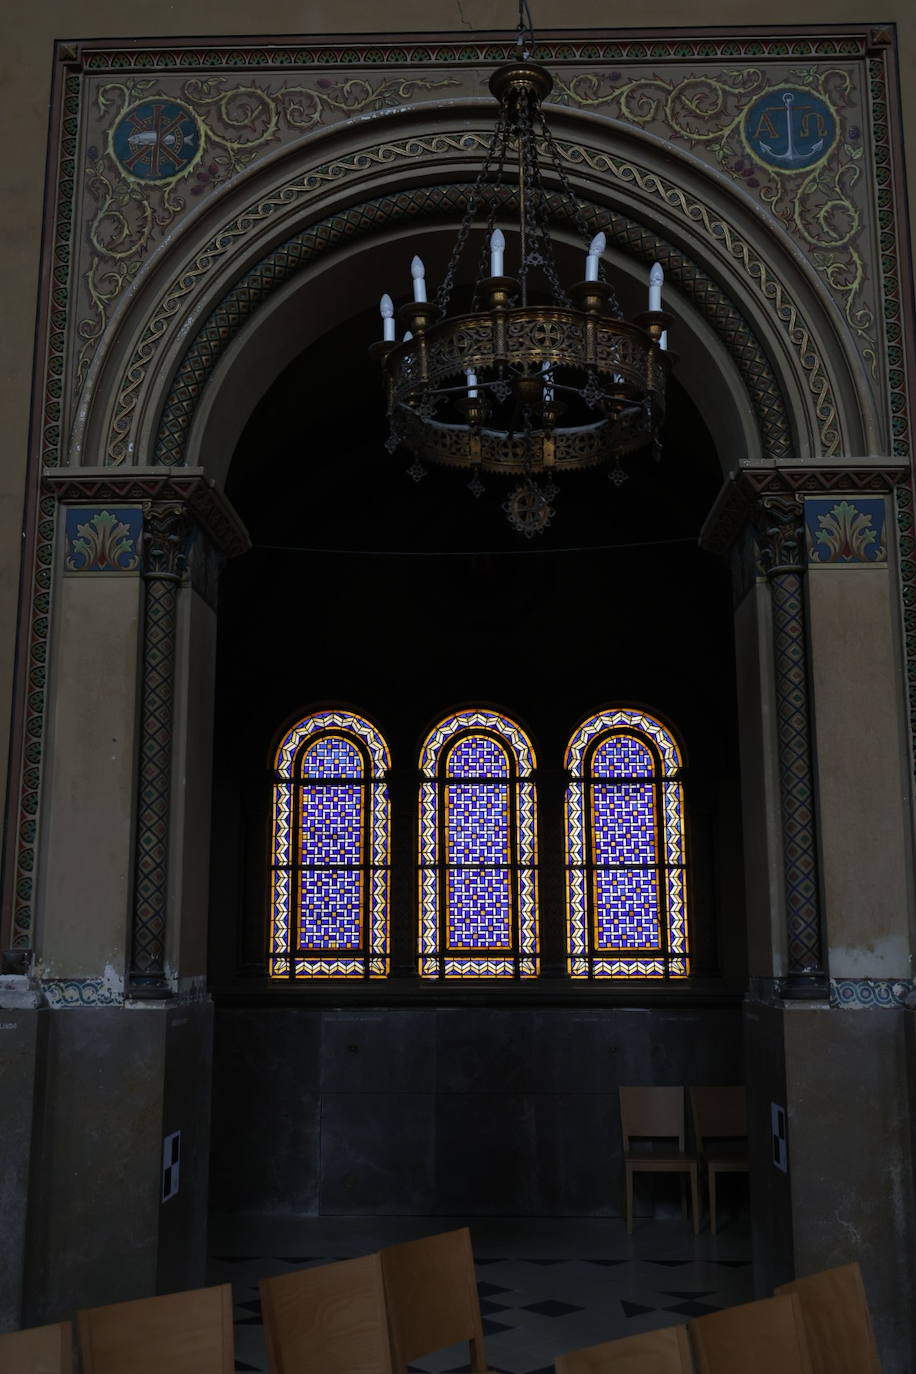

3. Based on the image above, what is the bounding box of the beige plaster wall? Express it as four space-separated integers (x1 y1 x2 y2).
1 1 914 831
37 570 141 979
807 565 914 976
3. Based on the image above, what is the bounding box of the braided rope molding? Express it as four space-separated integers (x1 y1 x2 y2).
102 129 842 466
155 181 789 467
80 35 867 71
868 55 910 460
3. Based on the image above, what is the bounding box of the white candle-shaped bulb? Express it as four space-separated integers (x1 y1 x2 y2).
411 256 427 303
659 330 668 351
490 228 505 278
466 367 478 399
541 359 554 403
585 231 606 282
380 294 395 342
403 330 413 342
649 261 664 313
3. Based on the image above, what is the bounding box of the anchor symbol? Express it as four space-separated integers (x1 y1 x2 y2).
759 91 824 165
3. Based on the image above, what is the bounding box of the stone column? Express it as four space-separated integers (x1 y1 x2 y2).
752 492 827 998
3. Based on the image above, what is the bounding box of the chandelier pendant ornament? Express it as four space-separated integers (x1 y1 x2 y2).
370 2 674 535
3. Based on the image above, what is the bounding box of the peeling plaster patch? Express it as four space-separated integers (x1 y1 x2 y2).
833 1209 864 1247
829 938 909 978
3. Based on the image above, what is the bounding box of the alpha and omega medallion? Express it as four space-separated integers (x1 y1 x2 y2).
743 86 838 174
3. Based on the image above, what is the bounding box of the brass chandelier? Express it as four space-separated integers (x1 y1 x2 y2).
371 3 673 537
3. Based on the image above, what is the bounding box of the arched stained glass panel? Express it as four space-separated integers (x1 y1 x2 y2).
419 710 538 977
270 711 390 978
565 709 688 979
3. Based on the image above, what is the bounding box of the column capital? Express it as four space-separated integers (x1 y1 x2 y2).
699 461 908 557
42 465 251 560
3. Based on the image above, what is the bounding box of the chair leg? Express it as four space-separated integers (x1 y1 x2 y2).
690 1169 700 1235
625 1166 633 1234
709 1167 717 1236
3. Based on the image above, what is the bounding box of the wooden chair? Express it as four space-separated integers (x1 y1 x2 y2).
688 1293 814 1374
0 1320 72 1373
78 1283 233 1374
619 1086 699 1234
379 1226 497 1373
260 1253 393 1374
775 1262 882 1374
688 1086 748 1234
555 1323 694 1373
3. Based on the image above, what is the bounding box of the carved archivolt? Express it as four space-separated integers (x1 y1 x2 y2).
71 120 874 475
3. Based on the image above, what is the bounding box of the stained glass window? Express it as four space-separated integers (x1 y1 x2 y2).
565 710 688 978
269 711 390 978
419 710 538 977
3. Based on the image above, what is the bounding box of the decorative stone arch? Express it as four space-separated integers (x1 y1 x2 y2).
69 99 881 486
11 90 896 984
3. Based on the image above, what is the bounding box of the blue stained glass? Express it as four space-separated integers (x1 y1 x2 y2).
446 734 509 777
298 870 361 948
447 867 513 947
592 783 657 866
300 784 361 865
446 783 509 863
301 735 362 777
595 869 661 947
593 735 654 777
418 711 539 977
565 711 688 980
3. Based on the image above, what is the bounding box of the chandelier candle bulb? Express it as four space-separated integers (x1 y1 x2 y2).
411 256 427 303
585 232 606 282
466 368 479 398
660 331 668 350
490 228 505 277
649 262 664 312
541 360 554 403
380 294 395 342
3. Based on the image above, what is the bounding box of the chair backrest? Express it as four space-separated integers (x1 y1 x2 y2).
260 1253 393 1374
775 1262 881 1374
619 1087 686 1149
380 1226 487 1372
688 1293 813 1374
688 1087 746 1144
555 1323 694 1373
78 1284 233 1374
0 1320 72 1373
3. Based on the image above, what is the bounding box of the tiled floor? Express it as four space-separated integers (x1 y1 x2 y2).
209 1211 753 1373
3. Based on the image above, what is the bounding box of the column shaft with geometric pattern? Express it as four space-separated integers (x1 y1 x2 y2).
129 501 193 997
752 491 827 997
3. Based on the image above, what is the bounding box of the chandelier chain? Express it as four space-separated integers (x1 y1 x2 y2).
436 120 511 314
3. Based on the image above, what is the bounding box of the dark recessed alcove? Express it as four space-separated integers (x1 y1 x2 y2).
207 297 746 1218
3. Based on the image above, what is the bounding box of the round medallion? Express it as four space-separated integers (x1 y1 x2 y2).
110 99 204 184
743 87 837 174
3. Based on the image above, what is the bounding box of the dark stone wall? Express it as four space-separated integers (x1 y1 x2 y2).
210 1005 744 1218
0 1008 40 1331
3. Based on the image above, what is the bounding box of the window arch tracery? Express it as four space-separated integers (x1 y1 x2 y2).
418 709 539 978
565 709 689 978
269 710 390 978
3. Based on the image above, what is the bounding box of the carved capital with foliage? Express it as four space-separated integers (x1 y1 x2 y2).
752 492 806 577
141 501 192 581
